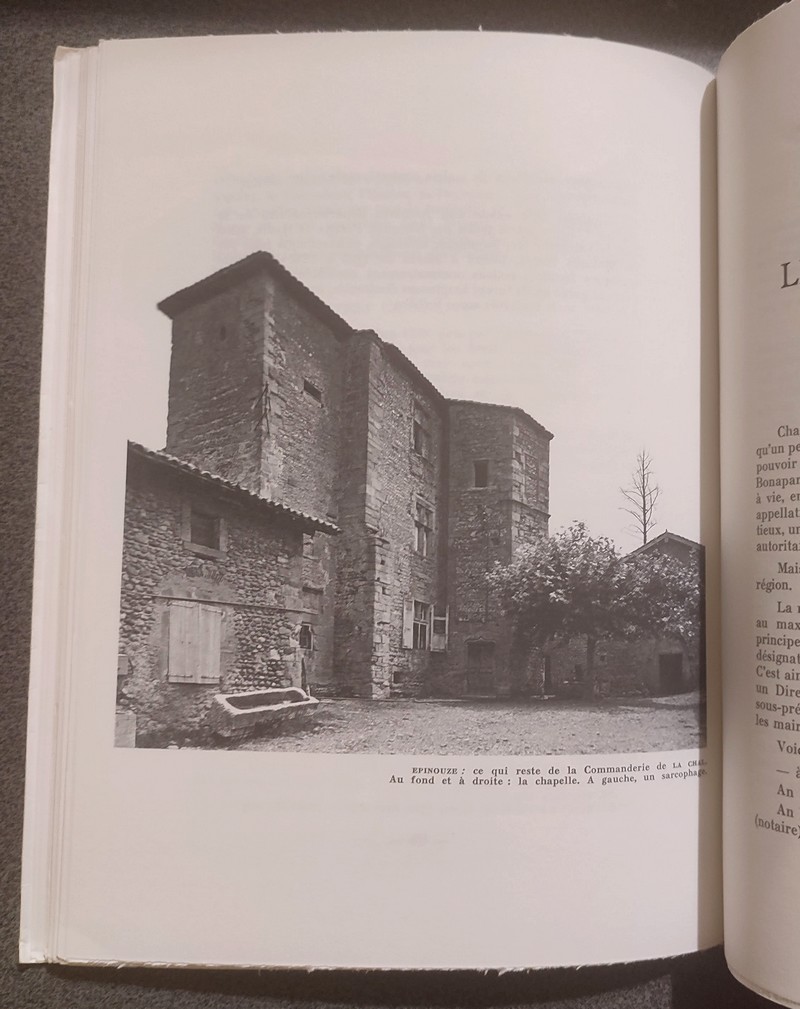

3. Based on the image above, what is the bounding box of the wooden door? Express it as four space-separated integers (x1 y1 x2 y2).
467 641 496 696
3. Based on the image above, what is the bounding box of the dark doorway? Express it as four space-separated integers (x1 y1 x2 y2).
467 641 496 696
543 655 553 694
658 653 684 695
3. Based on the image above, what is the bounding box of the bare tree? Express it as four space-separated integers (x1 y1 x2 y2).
621 450 660 545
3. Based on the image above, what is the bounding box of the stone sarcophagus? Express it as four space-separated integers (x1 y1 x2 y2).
208 687 319 740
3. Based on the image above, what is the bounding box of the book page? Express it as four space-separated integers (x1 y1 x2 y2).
718 1 800 1004
24 32 719 967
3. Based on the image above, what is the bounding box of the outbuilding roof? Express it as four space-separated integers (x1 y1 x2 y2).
626 531 703 559
127 442 339 535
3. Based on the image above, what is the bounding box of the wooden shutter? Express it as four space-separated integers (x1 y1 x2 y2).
169 602 222 683
168 601 197 682
197 605 223 683
431 605 449 652
402 598 414 649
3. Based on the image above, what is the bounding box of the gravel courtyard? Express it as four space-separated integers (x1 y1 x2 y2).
239 691 705 755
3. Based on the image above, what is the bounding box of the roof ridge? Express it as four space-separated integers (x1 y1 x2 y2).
156 250 353 340
448 398 553 439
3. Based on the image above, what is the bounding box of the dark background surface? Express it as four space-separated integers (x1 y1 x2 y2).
0 1 786 1007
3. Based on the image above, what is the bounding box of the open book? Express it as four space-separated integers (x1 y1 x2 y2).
20 2 800 1004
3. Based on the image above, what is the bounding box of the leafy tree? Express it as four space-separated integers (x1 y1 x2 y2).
621 449 661 545
621 548 702 651
489 522 701 700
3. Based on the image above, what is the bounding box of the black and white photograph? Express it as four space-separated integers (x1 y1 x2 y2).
100 34 710 756
115 249 706 755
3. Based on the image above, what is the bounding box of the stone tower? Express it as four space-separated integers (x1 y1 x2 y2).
445 400 552 697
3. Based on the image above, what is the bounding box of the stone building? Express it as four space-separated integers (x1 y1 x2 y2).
116 442 338 746
118 250 553 740
545 532 705 699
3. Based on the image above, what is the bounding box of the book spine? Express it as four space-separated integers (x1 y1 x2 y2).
19 44 98 964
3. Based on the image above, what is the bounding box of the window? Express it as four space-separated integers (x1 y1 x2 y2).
168 601 223 684
412 601 430 649
414 501 433 556
402 598 437 650
302 533 315 558
299 623 314 650
473 459 489 487
303 379 323 404
190 508 220 550
413 403 431 459
182 502 226 558
431 605 449 652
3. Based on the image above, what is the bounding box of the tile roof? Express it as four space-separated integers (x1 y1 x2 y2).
127 442 339 535
362 332 446 407
448 399 553 440
156 249 553 442
156 251 353 340
626 531 703 559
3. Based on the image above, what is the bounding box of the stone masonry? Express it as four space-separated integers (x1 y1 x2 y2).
126 250 553 712
117 444 337 745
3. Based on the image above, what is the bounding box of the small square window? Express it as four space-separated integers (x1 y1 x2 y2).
473 460 489 487
191 508 220 550
303 379 323 404
182 502 226 557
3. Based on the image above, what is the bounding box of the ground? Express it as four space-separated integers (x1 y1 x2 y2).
238 690 705 755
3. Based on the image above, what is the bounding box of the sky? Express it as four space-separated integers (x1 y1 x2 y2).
87 31 714 552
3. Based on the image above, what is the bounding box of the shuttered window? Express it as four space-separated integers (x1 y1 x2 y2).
402 599 448 651
168 601 223 684
430 605 449 651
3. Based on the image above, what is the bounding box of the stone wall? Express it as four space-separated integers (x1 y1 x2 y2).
365 340 448 697
165 273 268 493
445 402 551 697
162 265 350 699
510 413 551 551
332 333 449 697
117 453 312 746
155 255 555 703
331 334 376 696
260 274 349 691
546 635 699 698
